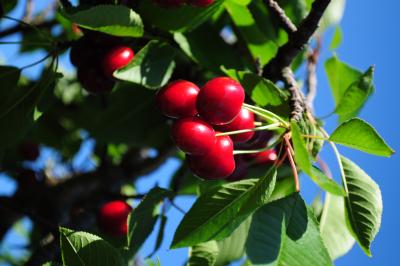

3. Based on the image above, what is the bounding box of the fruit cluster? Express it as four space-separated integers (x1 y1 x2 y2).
70 32 134 94
154 0 214 8
157 77 277 180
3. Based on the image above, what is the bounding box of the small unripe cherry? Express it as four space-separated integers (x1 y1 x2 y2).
226 156 248 181
102 46 134 77
248 149 278 165
98 200 132 236
197 77 245 125
156 80 200 118
215 107 255 143
172 117 216 155
187 0 214 7
19 141 40 161
187 135 235 180
77 67 115 94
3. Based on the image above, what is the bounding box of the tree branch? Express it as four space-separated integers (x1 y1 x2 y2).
264 0 297 33
305 38 321 111
282 67 305 122
263 0 331 81
0 20 57 39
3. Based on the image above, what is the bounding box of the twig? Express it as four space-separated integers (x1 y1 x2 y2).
305 38 321 111
284 134 300 192
282 67 305 122
22 0 34 22
263 0 331 81
264 0 297 33
0 20 57 39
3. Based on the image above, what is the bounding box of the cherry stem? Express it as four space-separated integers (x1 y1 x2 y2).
243 103 289 128
254 121 263 126
215 122 282 137
284 134 300 192
233 133 284 155
21 52 54 70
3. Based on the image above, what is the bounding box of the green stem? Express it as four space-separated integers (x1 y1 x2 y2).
216 122 282 137
302 134 328 141
243 103 289 127
233 133 284 155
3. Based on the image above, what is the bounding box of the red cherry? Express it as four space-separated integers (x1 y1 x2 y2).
248 149 278 165
78 67 115 94
156 80 200 118
102 46 134 77
237 130 272 150
187 135 235 180
197 77 245 125
19 142 40 161
187 0 214 7
226 156 248 181
215 107 255 143
98 200 132 236
154 0 186 7
172 117 216 155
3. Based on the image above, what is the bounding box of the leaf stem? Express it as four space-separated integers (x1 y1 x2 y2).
216 122 282 137
301 134 328 141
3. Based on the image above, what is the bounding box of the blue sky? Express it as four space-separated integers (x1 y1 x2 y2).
0 0 399 265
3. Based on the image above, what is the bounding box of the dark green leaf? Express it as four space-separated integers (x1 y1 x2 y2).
114 40 176 89
245 194 332 266
310 166 345 196
59 227 124 266
188 241 219 266
320 195 355 260
330 118 394 157
128 187 173 255
335 67 374 122
42 262 62 266
148 214 168 257
63 5 143 37
139 0 224 32
291 121 312 174
171 169 277 248
0 66 21 105
341 156 382 256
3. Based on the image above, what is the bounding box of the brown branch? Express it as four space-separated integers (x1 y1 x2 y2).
263 0 331 81
282 67 305 122
264 0 297 33
305 38 321 111
0 20 57 39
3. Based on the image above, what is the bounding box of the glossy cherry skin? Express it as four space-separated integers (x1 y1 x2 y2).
98 200 132 236
187 135 235 180
172 117 216 155
226 156 248 181
187 0 214 7
19 142 40 161
156 80 200 118
78 67 115 94
102 46 134 77
248 149 278 165
197 77 245 125
215 107 255 143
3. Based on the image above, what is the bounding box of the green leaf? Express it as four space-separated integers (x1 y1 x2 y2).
325 56 362 108
329 26 342 50
139 0 224 32
188 241 219 266
334 66 374 122
171 169 277 248
0 66 21 104
245 194 332 266
59 227 124 266
128 187 173 255
63 5 143 37
42 262 62 266
225 0 278 66
330 118 394 157
340 156 382 256
320 195 355 260
149 214 168 257
114 40 176 89
291 121 312 175
310 166 345 196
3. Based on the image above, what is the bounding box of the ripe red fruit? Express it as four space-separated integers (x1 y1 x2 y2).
187 0 214 7
215 107 255 143
172 117 216 155
78 67 115 94
19 142 40 161
102 46 134 77
249 149 278 165
156 80 200 118
226 156 248 181
187 135 235 179
98 200 132 236
197 77 245 125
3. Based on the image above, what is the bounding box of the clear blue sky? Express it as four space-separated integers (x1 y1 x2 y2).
0 1 399 265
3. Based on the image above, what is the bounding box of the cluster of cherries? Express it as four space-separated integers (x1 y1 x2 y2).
157 77 277 181
155 0 214 8
70 32 134 94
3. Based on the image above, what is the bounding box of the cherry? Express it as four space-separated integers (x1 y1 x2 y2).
226 156 248 181
98 200 132 236
77 67 115 94
215 107 255 143
172 117 216 155
19 141 40 161
187 0 214 7
102 46 134 77
248 149 278 165
237 130 272 150
187 135 235 179
197 77 245 125
156 80 200 118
